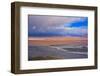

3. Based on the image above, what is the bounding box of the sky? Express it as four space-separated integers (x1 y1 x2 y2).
28 15 88 37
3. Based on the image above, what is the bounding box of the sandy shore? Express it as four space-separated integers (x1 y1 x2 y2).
28 37 87 46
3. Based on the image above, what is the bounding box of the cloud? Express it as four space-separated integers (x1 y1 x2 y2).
28 15 88 37
63 27 87 36
28 15 86 27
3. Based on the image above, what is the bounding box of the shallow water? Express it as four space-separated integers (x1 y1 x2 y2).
28 45 88 61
